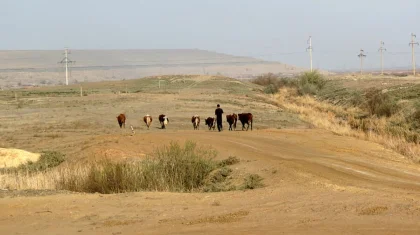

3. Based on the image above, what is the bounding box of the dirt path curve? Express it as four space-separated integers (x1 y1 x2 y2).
143 128 420 193
2 128 420 235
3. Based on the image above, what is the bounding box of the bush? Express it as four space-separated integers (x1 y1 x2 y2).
365 89 398 117
407 106 420 131
240 174 264 190
251 73 279 86
263 84 278 94
58 141 219 193
296 71 326 96
349 90 364 107
218 156 240 167
202 167 234 192
251 73 295 94
297 83 319 96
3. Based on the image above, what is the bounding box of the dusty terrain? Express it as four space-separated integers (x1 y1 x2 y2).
0 49 307 88
1 75 420 234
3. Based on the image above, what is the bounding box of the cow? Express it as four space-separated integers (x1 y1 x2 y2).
116 114 126 128
143 115 152 130
226 113 238 131
191 115 200 130
205 117 216 130
238 113 253 131
159 114 169 129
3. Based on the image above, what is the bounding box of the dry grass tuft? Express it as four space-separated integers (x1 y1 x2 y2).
185 210 249 225
57 141 218 193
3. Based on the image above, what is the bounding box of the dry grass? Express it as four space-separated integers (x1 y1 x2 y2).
0 142 251 193
275 88 420 162
185 210 250 225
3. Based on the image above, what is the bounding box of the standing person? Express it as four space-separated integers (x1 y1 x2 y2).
215 104 224 132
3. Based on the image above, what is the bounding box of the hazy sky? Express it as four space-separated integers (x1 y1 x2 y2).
1 0 419 71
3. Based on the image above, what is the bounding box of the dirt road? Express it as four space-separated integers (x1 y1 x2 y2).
2 128 420 234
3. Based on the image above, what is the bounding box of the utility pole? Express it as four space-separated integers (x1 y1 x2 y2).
409 33 419 76
378 41 386 75
58 48 75 85
357 49 366 75
306 36 313 72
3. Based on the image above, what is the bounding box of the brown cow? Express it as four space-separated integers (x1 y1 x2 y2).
204 117 216 130
143 115 152 130
116 114 126 128
191 115 200 130
226 113 237 131
158 114 169 129
238 113 253 131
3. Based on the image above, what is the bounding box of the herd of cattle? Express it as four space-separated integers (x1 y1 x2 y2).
116 113 253 131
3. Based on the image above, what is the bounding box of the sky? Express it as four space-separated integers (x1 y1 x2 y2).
1 0 419 71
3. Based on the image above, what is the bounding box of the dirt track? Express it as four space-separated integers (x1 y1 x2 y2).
2 129 420 234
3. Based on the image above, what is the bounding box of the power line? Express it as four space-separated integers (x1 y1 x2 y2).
409 33 419 76
358 49 366 75
58 48 75 85
378 41 386 75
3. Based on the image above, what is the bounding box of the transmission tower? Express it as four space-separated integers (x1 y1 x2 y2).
409 33 419 76
306 36 313 72
58 48 75 85
378 41 386 75
357 49 366 75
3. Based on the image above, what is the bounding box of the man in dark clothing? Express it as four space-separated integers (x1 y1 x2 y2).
215 104 224 132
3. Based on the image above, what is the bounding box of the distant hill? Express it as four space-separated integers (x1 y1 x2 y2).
0 49 308 89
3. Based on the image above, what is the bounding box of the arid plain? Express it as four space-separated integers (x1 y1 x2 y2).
1 73 420 235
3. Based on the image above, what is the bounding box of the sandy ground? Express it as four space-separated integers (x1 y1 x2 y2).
1 76 420 234
0 148 40 168
2 129 420 234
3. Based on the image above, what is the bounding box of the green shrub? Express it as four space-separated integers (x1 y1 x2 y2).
296 71 326 96
251 73 279 86
297 83 319 96
365 89 398 117
263 84 278 94
202 167 234 192
218 156 240 167
251 73 295 94
240 174 264 190
349 90 364 107
58 141 219 193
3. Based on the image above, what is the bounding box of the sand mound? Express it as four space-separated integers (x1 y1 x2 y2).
0 148 40 168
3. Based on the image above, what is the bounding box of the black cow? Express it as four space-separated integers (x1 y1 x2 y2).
158 114 169 129
205 117 216 130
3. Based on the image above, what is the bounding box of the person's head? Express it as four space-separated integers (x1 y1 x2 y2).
217 104 220 107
